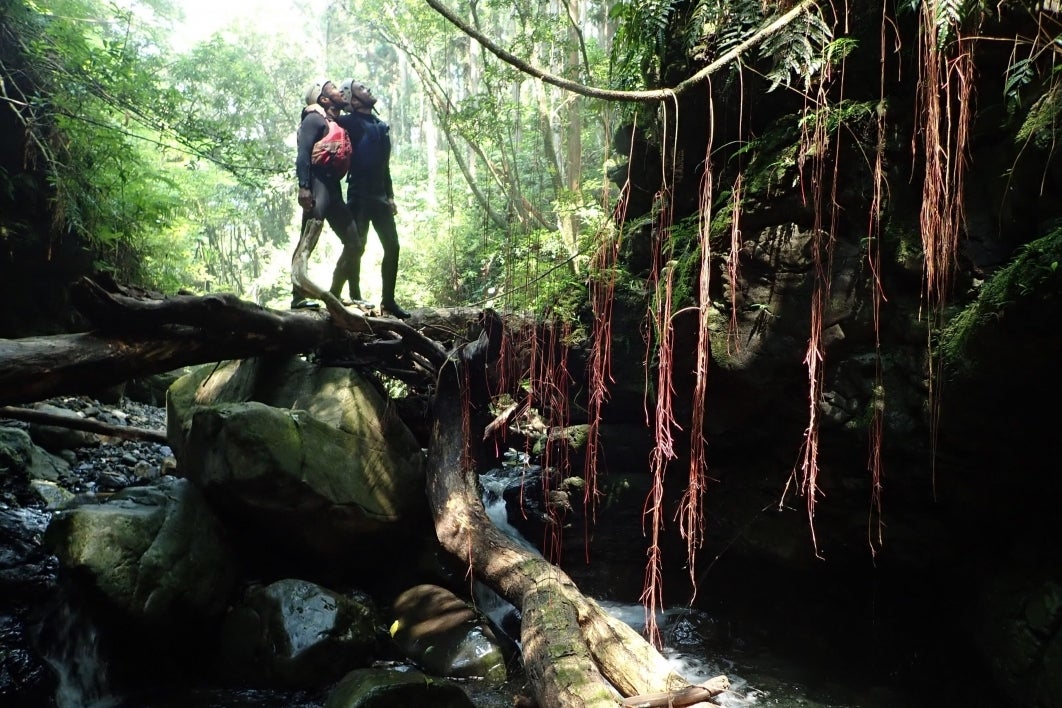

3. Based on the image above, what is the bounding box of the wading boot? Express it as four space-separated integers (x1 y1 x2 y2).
380 252 410 319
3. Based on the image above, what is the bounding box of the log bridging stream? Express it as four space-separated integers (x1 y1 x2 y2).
0 275 730 706
426 310 729 706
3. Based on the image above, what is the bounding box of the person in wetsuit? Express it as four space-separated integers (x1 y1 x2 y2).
337 78 410 319
291 79 365 308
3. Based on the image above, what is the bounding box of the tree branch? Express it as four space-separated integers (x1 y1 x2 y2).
424 0 820 102
0 405 167 444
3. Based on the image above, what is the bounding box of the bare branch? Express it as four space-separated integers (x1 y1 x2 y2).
0 405 167 444
424 0 820 102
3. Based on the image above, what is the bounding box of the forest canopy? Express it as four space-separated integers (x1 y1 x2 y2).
2 0 645 315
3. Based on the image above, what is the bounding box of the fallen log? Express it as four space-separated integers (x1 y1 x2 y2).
0 273 451 407
426 310 728 707
0 330 326 408
620 676 731 707
0 405 167 444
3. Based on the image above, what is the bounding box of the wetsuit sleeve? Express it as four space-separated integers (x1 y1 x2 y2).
295 112 326 189
382 124 394 200
336 112 365 151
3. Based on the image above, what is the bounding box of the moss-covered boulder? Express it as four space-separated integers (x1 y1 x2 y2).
325 667 474 708
44 477 236 624
166 356 430 569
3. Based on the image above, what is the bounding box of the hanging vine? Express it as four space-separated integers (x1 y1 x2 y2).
915 0 977 497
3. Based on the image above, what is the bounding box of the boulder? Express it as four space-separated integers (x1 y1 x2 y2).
216 578 380 689
390 584 507 684
166 357 429 569
325 667 474 708
167 356 422 462
44 476 236 625
0 427 71 504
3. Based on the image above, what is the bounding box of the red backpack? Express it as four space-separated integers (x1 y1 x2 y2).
309 113 352 175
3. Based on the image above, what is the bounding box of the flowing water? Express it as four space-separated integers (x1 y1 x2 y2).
36 457 975 707
37 588 121 708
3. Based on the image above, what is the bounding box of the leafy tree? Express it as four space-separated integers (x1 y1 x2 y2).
1 0 318 299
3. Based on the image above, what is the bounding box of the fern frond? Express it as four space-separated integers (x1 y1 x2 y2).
758 5 834 91
1016 80 1062 146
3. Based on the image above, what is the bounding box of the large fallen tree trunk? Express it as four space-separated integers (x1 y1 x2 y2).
0 274 445 406
0 274 730 705
427 310 729 707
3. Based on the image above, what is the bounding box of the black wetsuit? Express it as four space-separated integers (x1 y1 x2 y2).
292 107 366 303
344 111 401 308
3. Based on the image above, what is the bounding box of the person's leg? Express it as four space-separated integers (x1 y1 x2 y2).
346 191 373 306
291 178 330 308
374 203 409 318
325 181 364 303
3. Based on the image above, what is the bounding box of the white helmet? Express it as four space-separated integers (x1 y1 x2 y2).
304 79 328 106
339 78 356 106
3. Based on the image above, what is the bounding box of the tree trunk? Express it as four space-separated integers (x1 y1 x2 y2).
426 310 729 707
0 280 731 705
0 275 449 407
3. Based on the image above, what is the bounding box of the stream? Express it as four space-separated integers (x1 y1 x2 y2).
19 427 981 707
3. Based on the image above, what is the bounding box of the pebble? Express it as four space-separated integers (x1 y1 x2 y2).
1 395 175 499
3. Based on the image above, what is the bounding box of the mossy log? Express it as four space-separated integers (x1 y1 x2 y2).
0 273 447 406
426 310 730 707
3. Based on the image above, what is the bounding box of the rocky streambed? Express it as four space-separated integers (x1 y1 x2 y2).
0 382 527 708
1 393 175 704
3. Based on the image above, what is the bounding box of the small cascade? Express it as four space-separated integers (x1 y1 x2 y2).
478 454 540 556
37 587 120 708
475 454 540 638
475 453 753 702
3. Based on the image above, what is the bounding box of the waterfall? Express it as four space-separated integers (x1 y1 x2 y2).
474 458 539 638
38 587 120 708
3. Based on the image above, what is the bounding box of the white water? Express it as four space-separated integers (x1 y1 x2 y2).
479 455 759 706
42 592 121 708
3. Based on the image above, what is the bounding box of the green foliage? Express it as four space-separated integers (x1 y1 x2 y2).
659 214 704 312
757 5 835 92
729 98 878 203
798 99 878 136
939 225 1062 376
3 0 311 297
610 0 836 94
932 0 966 44
731 119 801 197
1002 15 1062 150
1015 80 1062 147
609 0 679 88
897 0 1001 47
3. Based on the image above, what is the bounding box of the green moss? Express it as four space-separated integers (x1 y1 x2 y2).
883 222 924 269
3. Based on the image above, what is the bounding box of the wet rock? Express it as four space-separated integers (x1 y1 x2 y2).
390 584 507 684
0 428 70 502
0 506 59 706
216 578 380 689
0 614 56 707
28 481 73 510
324 667 474 708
